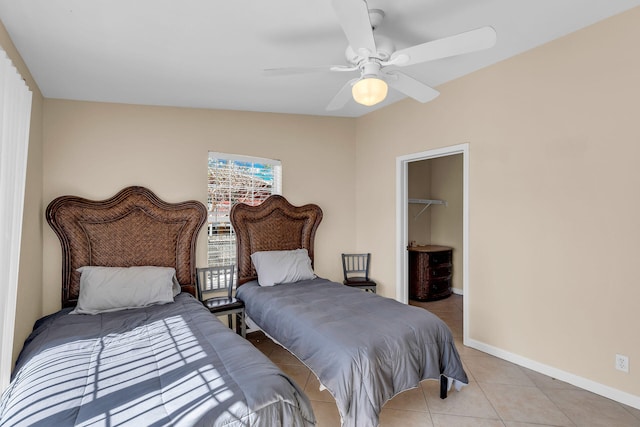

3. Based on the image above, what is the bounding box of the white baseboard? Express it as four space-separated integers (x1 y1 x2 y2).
465 338 640 410
451 287 463 296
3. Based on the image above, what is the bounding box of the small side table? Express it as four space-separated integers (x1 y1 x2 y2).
408 245 453 301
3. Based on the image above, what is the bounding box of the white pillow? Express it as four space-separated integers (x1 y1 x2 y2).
251 249 316 287
72 266 179 315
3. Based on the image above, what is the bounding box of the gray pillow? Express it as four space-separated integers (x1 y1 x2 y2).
72 266 179 315
251 249 316 287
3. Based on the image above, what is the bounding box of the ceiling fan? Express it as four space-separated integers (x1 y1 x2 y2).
265 0 497 111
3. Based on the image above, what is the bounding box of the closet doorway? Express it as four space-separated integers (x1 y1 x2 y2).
395 143 469 343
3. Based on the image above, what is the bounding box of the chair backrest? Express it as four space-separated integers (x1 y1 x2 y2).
196 265 235 301
342 253 371 281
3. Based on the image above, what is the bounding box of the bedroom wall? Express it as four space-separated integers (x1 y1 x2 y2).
355 6 640 404
41 101 356 315
0 22 45 365
407 160 432 246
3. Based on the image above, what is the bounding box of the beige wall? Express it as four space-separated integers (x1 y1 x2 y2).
430 154 463 292
407 160 432 245
0 21 44 364
355 7 640 399
42 101 356 315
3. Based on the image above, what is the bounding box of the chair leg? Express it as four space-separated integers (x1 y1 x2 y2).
227 314 232 330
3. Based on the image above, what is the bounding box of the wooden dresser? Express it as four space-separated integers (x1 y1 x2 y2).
408 245 453 301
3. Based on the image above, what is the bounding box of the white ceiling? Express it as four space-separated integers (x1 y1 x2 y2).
1 0 639 118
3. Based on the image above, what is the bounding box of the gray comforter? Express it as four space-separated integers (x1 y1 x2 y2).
236 278 468 427
0 293 315 427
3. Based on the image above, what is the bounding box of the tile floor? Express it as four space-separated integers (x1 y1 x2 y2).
247 294 640 427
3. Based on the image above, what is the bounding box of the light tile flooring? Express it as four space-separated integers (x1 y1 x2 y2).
247 294 640 427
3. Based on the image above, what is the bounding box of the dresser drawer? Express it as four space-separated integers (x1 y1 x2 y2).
409 277 451 301
428 265 452 279
429 278 452 299
429 250 452 266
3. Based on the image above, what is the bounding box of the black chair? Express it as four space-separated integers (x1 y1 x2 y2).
341 253 376 293
196 265 246 337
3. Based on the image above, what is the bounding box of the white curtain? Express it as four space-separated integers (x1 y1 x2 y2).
0 48 33 392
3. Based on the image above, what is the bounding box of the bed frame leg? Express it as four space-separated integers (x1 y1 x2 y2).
440 375 448 399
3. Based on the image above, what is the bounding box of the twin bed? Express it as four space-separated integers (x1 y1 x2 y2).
0 187 314 427
0 186 467 427
231 195 468 427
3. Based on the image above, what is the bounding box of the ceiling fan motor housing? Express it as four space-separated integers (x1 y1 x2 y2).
359 61 383 78
345 33 395 65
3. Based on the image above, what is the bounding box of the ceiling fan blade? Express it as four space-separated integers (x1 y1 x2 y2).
326 78 359 111
263 65 357 76
385 72 440 103
389 26 497 67
331 0 376 56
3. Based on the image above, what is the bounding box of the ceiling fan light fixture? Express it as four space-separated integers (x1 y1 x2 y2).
352 77 388 106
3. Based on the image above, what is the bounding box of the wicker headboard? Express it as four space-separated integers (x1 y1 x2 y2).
46 186 207 308
230 195 323 285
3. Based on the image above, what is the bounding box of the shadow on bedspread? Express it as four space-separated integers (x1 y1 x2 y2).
0 294 315 427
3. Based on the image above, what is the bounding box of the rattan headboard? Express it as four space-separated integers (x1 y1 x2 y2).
230 195 323 285
46 186 207 308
